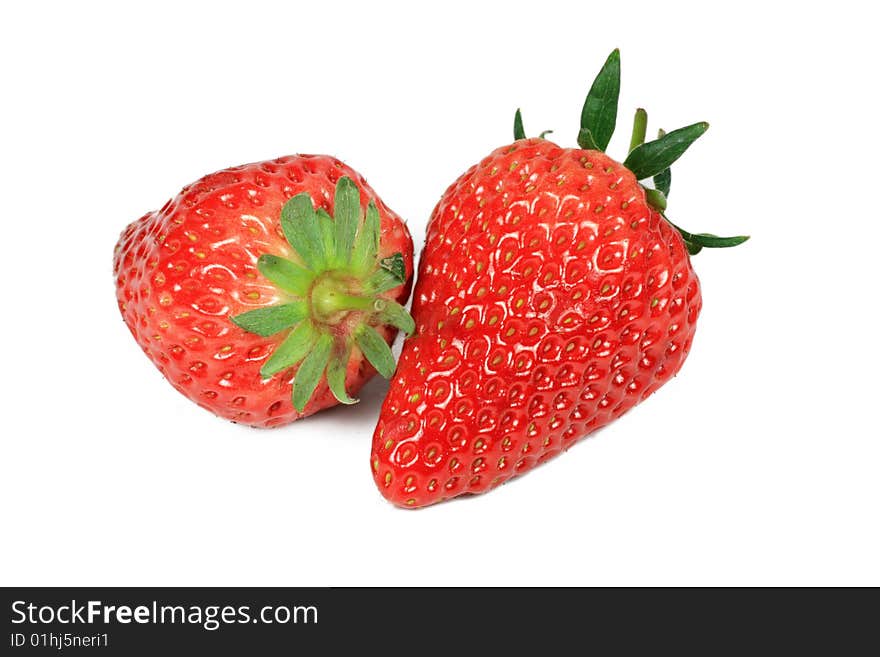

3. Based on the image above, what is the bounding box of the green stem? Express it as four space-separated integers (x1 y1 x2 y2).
629 108 647 153
229 175 416 411
319 292 373 314
310 275 375 320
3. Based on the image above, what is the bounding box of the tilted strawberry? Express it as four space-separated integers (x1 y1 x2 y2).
114 155 414 428
371 50 747 507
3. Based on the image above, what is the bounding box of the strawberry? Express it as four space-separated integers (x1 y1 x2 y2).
371 51 747 507
114 155 414 428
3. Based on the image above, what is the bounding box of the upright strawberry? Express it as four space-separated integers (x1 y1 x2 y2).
372 50 747 507
114 155 414 427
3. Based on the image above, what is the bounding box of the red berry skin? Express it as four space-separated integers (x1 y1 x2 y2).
114 155 413 428
372 139 701 507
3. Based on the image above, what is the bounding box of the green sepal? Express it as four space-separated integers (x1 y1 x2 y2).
326 344 357 405
316 208 336 266
281 194 324 270
686 241 703 256
624 122 709 180
230 302 308 337
653 128 672 196
686 232 750 248
350 200 380 276
260 321 318 378
514 108 526 140
577 127 600 151
665 216 750 250
292 333 332 412
375 299 415 336
644 187 667 212
257 254 313 297
366 253 406 293
654 168 672 197
333 176 361 266
355 324 396 378
579 48 620 151
231 175 416 411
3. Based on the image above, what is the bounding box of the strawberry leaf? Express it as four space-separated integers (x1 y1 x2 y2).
316 208 336 266
355 324 396 378
333 176 360 266
375 299 415 336
578 49 620 151
327 345 357 405
257 255 313 297
350 200 380 276
233 175 414 410
653 128 672 196
366 253 406 293
281 193 324 270
260 321 318 378
230 302 308 337
686 241 703 255
292 333 332 412
513 108 526 140
624 122 709 180
577 127 600 151
654 168 672 197
665 216 750 250
687 232 750 248
644 187 667 212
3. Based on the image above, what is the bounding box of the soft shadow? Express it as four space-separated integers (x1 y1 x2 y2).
310 375 391 433
217 375 389 442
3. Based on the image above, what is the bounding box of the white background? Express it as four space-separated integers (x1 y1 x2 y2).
1 1 878 586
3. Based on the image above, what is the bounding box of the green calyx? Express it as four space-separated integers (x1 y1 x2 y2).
230 176 413 412
627 114 747 253
514 49 749 254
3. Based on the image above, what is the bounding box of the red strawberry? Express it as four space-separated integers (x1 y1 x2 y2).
371 50 747 507
114 155 414 428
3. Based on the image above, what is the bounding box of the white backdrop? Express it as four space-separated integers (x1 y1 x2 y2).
1 0 877 586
